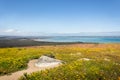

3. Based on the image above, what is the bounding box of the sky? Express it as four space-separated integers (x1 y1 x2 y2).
0 0 120 36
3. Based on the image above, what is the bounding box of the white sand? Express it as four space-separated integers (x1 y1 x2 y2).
0 59 61 80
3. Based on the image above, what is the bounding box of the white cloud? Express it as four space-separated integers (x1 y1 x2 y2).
0 29 23 36
4 29 15 33
4 29 20 33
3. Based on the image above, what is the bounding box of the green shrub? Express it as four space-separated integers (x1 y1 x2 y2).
43 53 55 58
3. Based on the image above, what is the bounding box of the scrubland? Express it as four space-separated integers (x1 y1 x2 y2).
0 44 120 80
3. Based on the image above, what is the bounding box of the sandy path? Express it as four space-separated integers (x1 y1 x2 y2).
0 59 60 80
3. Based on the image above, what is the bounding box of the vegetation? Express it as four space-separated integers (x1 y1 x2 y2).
0 44 120 80
0 39 83 48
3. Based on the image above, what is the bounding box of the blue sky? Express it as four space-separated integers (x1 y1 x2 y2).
0 0 120 36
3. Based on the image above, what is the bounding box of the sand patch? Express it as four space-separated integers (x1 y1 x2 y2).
0 57 61 80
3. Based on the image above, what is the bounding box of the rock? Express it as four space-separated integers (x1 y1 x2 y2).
104 58 110 61
79 58 91 61
70 52 82 56
35 56 62 67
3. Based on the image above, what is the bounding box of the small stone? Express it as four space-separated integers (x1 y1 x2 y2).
79 58 90 61
104 58 110 61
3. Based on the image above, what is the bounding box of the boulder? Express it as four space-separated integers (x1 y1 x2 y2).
35 56 62 67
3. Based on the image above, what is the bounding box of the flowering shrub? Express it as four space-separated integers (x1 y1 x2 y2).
0 44 120 80
19 60 120 80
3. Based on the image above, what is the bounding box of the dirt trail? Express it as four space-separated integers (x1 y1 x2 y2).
0 59 60 80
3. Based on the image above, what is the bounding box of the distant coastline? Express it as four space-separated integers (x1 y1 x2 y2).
0 36 120 48
33 36 120 43
0 38 84 48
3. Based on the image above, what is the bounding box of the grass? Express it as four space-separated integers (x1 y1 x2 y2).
0 44 120 80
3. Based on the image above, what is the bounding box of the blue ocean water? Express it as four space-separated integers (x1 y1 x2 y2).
35 36 120 43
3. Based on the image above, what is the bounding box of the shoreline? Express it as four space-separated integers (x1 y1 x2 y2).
0 39 96 48
0 38 120 48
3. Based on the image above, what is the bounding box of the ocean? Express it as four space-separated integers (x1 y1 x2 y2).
34 36 120 43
